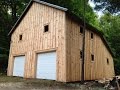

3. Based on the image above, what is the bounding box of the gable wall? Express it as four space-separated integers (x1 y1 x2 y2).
8 2 67 82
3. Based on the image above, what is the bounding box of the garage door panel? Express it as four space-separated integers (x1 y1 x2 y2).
37 73 56 80
37 52 56 80
13 56 25 77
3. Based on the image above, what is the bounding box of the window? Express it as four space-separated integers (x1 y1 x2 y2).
19 34 23 41
44 25 49 32
80 50 83 59
80 26 83 33
91 33 94 39
91 54 94 61
107 58 109 65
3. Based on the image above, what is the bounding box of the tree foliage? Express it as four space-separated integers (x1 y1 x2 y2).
43 0 99 28
93 0 120 14
0 0 29 72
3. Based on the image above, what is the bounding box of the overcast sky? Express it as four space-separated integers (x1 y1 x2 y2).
88 0 103 17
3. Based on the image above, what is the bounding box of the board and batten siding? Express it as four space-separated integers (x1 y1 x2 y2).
65 16 115 82
84 29 114 80
7 2 67 82
65 16 82 82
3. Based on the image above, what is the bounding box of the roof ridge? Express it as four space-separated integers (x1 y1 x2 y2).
33 0 68 11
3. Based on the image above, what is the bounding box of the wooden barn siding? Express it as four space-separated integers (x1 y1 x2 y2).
84 31 114 80
66 16 114 82
7 2 67 82
103 43 115 79
66 16 82 82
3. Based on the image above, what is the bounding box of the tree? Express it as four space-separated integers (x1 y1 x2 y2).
0 0 29 73
42 0 100 29
92 0 120 14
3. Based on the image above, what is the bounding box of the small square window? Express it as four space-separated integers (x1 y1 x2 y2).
80 26 83 33
19 34 22 41
44 25 49 32
91 33 94 39
91 54 94 61
107 58 109 65
80 50 83 59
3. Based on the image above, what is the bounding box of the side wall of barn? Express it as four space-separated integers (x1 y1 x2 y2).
65 16 115 82
65 16 82 82
7 2 67 82
84 28 115 80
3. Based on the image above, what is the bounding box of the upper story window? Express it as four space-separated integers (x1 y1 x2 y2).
107 58 109 65
91 54 94 61
80 26 83 33
91 33 94 39
44 25 49 32
19 34 23 41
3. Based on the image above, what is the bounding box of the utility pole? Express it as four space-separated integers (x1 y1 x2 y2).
81 0 86 83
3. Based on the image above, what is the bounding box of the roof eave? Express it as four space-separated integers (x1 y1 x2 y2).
66 12 114 57
8 0 33 36
33 0 68 11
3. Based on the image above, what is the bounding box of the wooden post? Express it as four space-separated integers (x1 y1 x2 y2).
81 0 86 83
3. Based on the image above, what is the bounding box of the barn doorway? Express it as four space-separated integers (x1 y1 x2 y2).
36 51 56 80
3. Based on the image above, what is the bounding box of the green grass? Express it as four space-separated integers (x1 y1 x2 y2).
0 75 24 82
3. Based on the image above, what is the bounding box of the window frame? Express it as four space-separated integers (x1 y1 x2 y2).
80 26 83 34
19 34 23 41
44 24 49 33
107 58 109 65
91 54 94 62
91 32 94 39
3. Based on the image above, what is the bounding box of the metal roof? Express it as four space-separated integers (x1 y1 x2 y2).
33 0 68 11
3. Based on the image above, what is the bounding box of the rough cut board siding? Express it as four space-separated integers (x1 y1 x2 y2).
104 43 115 79
7 2 67 82
66 16 114 82
66 16 82 82
84 27 114 80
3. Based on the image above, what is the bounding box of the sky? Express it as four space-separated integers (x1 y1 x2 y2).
88 0 103 17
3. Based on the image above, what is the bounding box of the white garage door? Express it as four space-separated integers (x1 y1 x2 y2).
37 51 56 80
13 56 25 77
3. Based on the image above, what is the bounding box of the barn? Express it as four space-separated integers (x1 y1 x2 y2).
7 0 115 82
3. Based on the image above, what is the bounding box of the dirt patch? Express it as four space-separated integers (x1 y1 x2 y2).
0 76 106 90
